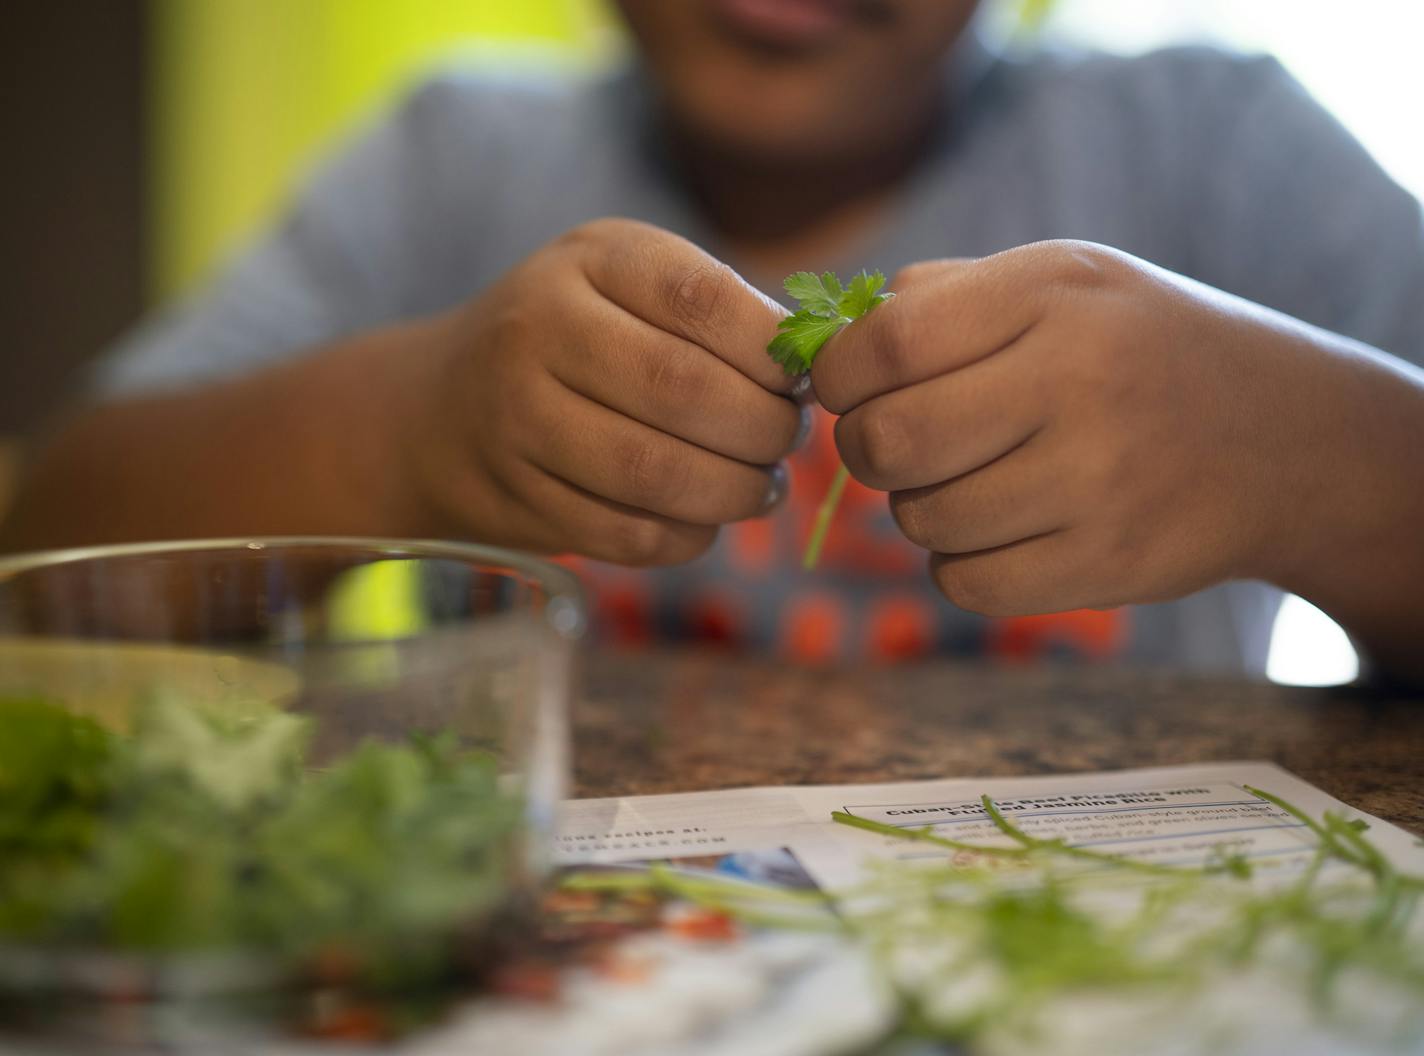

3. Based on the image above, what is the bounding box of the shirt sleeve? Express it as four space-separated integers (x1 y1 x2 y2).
91 78 472 398
1186 53 1424 371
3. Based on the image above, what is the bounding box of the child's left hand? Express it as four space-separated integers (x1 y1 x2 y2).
810 240 1356 615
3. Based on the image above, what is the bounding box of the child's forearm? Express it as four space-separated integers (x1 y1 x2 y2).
0 319 440 553
1256 335 1424 686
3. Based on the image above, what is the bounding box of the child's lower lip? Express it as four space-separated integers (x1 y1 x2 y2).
707 0 855 48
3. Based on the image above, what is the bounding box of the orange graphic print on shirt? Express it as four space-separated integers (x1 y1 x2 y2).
564 406 1130 664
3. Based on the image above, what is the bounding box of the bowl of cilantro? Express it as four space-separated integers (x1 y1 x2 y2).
0 537 583 1043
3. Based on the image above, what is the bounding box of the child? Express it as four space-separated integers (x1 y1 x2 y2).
5 0 1422 680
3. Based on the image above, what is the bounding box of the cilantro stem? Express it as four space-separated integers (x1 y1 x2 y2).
562 866 826 907
767 271 892 572
979 794 1217 877
833 798 1236 879
803 464 850 570
1244 785 1375 872
831 809 1034 858
560 864 836 932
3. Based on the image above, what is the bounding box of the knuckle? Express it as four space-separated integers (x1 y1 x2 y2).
842 406 909 488
557 220 604 252
931 555 1008 616
488 296 539 353
864 306 914 387
768 400 804 459
485 380 519 440
621 435 684 509
1084 441 1130 499
1057 319 1136 402
481 329 536 422
643 347 706 409
1035 239 1126 291
564 216 641 248
890 260 937 289
1100 514 1148 574
889 488 944 551
665 524 719 563
1061 345 1114 402
608 514 668 566
890 258 958 290
666 260 731 333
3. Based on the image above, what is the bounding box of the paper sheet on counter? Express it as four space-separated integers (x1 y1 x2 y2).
554 759 1424 889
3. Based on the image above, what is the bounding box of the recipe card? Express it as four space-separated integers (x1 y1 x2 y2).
554 760 1424 888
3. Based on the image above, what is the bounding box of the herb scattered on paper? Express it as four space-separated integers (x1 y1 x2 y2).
0 695 519 987
567 790 1424 1051
767 270 893 570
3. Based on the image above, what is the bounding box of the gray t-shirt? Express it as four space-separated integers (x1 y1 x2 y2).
95 43 1424 674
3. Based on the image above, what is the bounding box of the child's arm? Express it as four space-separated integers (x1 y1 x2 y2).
0 220 801 563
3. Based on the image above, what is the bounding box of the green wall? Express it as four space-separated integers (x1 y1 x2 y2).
149 0 617 298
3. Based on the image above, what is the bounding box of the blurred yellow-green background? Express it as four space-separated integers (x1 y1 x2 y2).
2 1 620 443
152 0 619 299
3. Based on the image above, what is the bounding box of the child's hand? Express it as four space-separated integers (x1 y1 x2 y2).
811 240 1345 614
411 219 801 564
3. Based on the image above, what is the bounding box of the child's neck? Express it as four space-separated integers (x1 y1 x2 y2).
717 184 902 289
669 116 936 286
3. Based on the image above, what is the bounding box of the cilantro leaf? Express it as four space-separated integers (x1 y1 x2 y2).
768 269 892 378
768 310 847 376
126 693 309 813
838 269 891 318
782 271 844 317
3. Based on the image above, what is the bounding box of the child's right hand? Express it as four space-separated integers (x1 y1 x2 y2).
408 219 803 564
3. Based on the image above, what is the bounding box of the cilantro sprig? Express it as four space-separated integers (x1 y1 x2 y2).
767 270 893 569
769 270 893 375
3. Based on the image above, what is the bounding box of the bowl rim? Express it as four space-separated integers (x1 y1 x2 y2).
0 535 587 639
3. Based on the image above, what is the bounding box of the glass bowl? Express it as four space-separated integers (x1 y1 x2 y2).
0 537 584 1045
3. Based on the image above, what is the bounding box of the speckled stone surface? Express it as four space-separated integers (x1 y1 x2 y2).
571 649 1424 837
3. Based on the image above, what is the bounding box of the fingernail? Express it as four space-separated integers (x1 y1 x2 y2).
762 463 789 513
791 404 814 452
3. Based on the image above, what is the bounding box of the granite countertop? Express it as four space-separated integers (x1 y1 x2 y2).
572 649 1424 836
